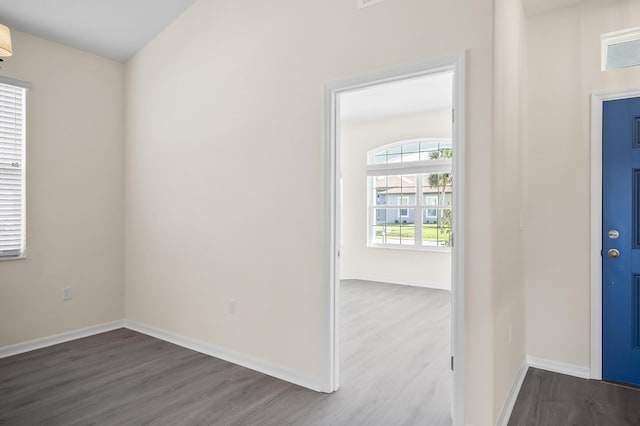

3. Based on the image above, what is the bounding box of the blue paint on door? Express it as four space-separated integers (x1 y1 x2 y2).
603 96 640 386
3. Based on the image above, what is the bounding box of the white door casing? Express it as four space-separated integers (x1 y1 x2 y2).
590 87 640 381
323 51 466 426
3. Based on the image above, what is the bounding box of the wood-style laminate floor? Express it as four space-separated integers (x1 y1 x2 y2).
508 368 640 426
0 280 452 426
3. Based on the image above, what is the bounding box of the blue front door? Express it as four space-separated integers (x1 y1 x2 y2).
603 96 640 386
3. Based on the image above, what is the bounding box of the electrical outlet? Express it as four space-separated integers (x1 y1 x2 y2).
229 299 236 315
63 287 72 301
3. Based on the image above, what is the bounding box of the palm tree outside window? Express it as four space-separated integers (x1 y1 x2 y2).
367 139 453 248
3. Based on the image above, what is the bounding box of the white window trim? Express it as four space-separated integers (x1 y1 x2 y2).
425 196 439 219
399 196 410 217
368 177 452 252
601 27 640 71
366 137 451 163
0 76 31 89
0 79 28 261
367 159 451 176
367 141 452 251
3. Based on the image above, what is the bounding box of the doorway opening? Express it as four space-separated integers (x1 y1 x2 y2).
324 52 465 425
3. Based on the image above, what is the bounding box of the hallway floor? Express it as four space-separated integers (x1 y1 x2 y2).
509 368 640 425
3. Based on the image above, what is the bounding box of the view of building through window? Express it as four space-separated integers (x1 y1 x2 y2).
368 139 452 248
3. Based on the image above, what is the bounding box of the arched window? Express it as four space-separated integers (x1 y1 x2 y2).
367 138 452 248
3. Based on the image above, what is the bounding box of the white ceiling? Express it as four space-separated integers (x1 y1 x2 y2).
0 0 586 63
339 72 453 122
0 0 197 63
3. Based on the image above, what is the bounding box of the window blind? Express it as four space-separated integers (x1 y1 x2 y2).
0 82 26 259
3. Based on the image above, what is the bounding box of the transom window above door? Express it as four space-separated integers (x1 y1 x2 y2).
367 139 452 250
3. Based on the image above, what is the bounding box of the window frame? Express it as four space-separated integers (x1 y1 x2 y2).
424 195 439 221
601 27 640 71
399 196 410 217
0 77 29 261
367 138 452 252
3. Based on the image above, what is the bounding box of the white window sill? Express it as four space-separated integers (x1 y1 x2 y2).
367 243 451 253
0 255 26 262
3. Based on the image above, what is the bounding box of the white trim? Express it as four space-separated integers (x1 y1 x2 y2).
5 322 598 426
367 137 452 165
451 52 466 426
0 82 27 261
399 196 410 217
123 320 324 392
601 27 640 71
497 355 591 426
527 355 591 379
323 77 339 393
590 88 640 381
340 275 450 291
0 318 325 392
0 320 124 359
323 51 466 426
0 255 26 262
367 242 451 253
0 75 31 89
367 160 452 175
496 357 529 426
367 176 452 249
368 137 451 158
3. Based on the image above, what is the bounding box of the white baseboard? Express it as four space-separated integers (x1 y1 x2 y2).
497 355 591 425
0 320 125 359
0 318 325 393
123 319 325 393
0 320 600 424
526 356 591 379
340 275 450 291
496 356 529 426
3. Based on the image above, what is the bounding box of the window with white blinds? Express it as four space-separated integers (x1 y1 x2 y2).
0 82 26 259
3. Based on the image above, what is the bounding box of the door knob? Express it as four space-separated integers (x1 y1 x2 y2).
608 248 620 258
608 229 620 239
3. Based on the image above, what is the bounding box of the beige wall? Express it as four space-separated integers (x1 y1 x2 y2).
0 31 125 346
340 110 451 289
124 0 494 424
525 0 640 369
8 1 640 423
493 0 527 420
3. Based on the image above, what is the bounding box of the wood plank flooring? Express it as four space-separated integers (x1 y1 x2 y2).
509 368 640 426
0 280 452 426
